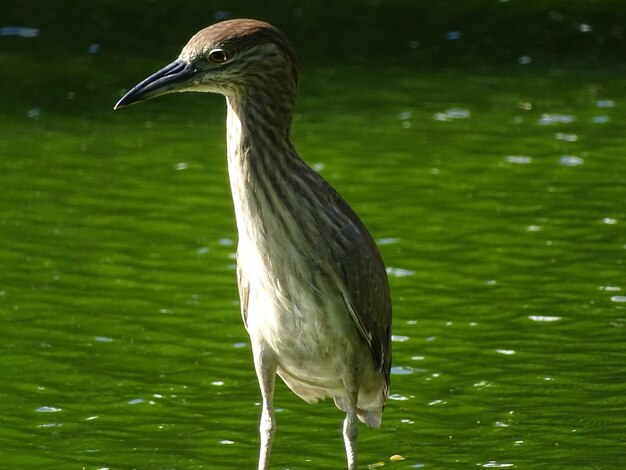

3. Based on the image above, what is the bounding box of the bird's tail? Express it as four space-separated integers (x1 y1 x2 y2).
357 407 382 427
333 397 383 427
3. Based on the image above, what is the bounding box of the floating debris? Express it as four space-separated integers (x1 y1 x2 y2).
390 454 406 462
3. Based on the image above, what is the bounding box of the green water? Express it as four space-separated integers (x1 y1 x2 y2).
2 3 626 469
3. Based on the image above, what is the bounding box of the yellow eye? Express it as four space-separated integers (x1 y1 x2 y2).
208 49 228 64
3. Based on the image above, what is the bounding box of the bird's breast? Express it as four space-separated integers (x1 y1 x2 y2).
238 233 357 364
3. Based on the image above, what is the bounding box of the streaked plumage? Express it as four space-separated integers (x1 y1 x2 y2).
115 18 391 469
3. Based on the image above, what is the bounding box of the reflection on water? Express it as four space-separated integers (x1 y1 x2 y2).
0 26 40 37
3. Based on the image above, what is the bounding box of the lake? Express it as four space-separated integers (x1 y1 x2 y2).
1 2 625 469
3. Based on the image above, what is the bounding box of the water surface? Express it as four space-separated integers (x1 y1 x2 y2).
1 6 626 470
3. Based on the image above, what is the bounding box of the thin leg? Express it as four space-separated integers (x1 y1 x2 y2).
342 368 360 470
343 406 359 470
253 345 277 470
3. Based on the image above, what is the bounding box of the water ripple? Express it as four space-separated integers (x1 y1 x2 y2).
537 113 575 125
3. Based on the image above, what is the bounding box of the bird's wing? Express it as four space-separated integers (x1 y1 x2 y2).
331 192 392 389
237 253 250 329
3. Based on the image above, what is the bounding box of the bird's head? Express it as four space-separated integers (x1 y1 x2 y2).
114 18 299 109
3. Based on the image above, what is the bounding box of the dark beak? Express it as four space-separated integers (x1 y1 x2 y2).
114 59 197 109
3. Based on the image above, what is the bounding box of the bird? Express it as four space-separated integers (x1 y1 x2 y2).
114 18 391 470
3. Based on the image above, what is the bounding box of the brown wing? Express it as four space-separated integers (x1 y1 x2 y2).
331 192 392 392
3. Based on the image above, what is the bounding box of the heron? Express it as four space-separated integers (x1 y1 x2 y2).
114 18 391 470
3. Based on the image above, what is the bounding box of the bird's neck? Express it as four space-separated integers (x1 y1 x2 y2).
224 93 309 247
223 93 349 288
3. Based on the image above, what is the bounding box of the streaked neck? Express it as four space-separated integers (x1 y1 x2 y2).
224 93 307 245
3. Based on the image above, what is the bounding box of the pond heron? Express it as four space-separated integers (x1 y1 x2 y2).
115 18 391 470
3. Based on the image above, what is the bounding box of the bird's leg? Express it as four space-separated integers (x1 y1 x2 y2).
342 371 360 470
253 344 277 470
343 406 359 470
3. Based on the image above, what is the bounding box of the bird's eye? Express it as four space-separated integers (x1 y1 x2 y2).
208 49 229 64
